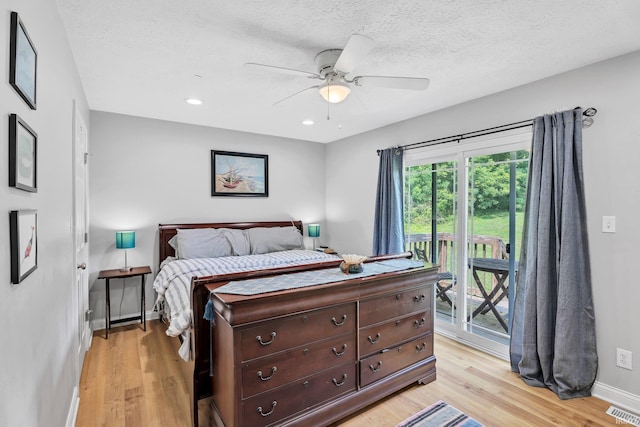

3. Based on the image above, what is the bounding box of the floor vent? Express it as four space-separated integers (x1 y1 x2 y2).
607 406 640 426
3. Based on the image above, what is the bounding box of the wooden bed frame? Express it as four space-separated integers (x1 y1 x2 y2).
157 221 437 426
158 220 309 425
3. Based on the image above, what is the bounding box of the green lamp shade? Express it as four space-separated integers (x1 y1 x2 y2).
308 224 320 238
116 231 135 249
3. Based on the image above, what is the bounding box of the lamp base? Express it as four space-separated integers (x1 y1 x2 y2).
120 250 132 272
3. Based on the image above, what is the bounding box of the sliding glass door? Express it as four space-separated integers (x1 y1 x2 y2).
405 132 530 355
465 148 529 346
405 159 459 326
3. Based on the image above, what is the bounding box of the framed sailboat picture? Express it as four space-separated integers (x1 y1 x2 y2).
211 150 269 197
9 210 38 284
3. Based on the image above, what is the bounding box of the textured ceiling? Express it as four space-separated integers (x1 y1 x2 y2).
56 0 640 143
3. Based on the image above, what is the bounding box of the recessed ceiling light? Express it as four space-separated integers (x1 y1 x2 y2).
185 98 202 105
302 119 314 125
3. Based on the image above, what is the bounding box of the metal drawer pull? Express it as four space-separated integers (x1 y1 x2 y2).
331 315 347 326
414 294 426 302
416 343 427 353
369 361 383 373
414 318 425 328
333 374 348 387
332 344 348 356
367 333 381 344
257 366 277 381
257 401 277 417
256 332 276 346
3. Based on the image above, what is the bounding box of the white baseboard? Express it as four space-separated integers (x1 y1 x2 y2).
91 309 160 331
66 385 79 427
592 381 640 415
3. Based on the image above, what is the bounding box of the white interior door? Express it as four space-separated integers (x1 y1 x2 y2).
73 102 90 371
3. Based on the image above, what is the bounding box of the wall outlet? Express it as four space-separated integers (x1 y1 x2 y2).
616 348 633 370
602 216 616 233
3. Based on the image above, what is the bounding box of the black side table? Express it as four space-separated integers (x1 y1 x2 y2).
98 266 152 338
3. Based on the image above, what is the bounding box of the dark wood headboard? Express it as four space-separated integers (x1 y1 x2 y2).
158 220 304 264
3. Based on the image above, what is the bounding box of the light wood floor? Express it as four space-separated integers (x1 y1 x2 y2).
77 320 617 426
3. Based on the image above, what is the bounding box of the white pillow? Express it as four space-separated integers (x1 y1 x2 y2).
220 228 251 256
168 235 179 258
247 226 304 255
176 228 233 259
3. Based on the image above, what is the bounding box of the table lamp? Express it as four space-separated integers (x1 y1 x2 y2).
308 224 320 250
115 230 135 271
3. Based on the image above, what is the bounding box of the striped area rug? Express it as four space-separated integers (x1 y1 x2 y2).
396 400 483 427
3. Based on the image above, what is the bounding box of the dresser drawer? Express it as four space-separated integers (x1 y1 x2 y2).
359 311 431 357
241 362 356 426
360 286 432 327
240 303 356 361
242 333 356 398
359 333 433 387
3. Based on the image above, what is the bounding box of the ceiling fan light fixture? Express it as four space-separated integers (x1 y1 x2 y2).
318 83 351 104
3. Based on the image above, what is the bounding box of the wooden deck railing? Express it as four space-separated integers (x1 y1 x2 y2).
406 232 508 290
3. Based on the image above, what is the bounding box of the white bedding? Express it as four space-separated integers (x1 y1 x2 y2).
152 249 339 360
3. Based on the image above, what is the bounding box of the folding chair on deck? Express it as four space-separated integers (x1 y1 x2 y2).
414 247 456 307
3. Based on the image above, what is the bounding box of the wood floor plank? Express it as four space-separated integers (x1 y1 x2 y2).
77 321 618 427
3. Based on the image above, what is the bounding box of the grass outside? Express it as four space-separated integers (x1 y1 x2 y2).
407 211 524 254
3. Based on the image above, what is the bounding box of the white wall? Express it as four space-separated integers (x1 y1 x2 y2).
88 112 326 324
0 2 90 426
325 50 640 409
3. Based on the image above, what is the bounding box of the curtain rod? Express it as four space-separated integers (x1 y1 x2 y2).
377 107 597 155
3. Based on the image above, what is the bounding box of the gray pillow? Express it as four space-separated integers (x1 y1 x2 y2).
176 228 233 259
220 228 251 256
168 235 180 258
247 226 304 255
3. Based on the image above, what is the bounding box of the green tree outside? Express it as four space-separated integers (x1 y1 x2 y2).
405 152 529 247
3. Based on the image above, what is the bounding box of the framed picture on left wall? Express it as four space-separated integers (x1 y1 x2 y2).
9 11 38 110
9 210 38 284
9 114 37 192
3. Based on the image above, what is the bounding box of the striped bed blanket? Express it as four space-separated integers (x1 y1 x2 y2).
152 250 339 360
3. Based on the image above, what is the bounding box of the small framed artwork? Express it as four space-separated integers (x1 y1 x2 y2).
9 210 38 284
211 150 269 197
9 11 38 110
9 114 37 192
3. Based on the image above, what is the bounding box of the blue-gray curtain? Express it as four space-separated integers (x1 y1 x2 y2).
510 108 598 399
372 148 404 255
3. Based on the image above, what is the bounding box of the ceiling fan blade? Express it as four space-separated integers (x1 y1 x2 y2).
244 62 321 79
352 76 430 90
333 34 374 74
273 85 320 106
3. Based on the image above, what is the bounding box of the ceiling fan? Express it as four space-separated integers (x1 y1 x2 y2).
245 34 430 106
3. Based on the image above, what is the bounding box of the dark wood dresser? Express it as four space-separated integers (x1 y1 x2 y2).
208 262 438 426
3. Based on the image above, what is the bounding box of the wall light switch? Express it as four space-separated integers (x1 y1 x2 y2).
602 216 616 233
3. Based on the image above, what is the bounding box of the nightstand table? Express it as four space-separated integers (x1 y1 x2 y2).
98 266 151 338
